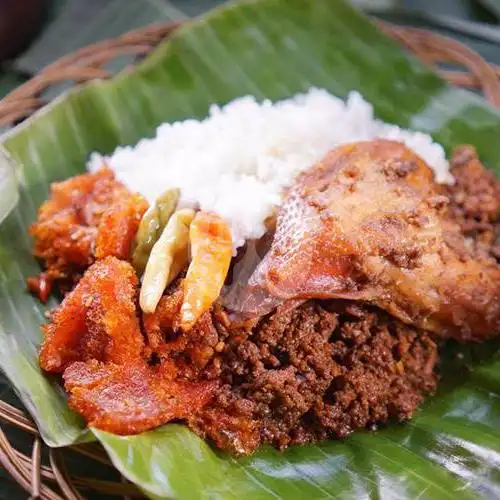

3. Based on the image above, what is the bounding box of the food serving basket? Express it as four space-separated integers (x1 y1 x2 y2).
1 12 500 500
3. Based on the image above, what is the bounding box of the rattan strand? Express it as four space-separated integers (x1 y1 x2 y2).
1 19 500 499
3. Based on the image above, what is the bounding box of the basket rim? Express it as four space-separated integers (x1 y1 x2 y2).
1 19 500 128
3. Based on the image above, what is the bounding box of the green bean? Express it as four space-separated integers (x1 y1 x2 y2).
139 209 195 313
132 188 180 274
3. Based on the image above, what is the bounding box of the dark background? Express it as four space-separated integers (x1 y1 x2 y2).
2 0 500 497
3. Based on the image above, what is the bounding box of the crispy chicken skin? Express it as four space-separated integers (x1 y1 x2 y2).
40 256 217 435
64 360 217 435
39 256 144 372
242 140 500 341
29 167 147 294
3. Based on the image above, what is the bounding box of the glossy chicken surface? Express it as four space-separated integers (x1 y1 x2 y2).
40 256 217 434
39 256 144 372
242 140 500 341
64 360 217 435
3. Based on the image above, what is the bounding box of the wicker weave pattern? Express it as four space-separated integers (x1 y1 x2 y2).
0 23 179 127
1 20 500 499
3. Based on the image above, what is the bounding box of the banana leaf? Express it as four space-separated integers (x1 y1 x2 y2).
2 0 500 497
476 0 500 20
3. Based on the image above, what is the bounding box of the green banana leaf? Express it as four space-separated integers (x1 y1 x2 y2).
476 0 500 20
2 0 500 497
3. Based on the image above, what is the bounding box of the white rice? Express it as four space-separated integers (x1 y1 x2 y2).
88 88 452 250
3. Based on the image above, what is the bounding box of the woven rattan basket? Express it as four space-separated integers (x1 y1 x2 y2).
1 20 500 500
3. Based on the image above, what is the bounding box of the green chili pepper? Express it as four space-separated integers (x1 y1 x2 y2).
157 188 181 228
132 188 180 274
139 208 194 313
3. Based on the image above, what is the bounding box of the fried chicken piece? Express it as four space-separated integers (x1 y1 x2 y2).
40 256 217 435
30 168 129 284
95 193 148 260
30 167 147 293
39 257 143 372
64 360 217 435
238 140 500 341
